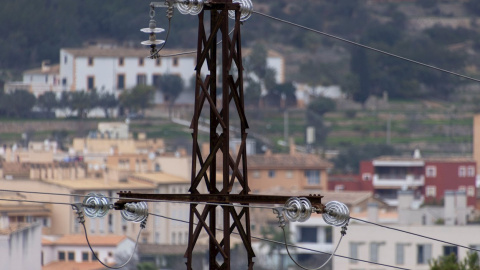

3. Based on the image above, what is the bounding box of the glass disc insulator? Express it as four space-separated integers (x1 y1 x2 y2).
141 40 165 46
140 27 165 33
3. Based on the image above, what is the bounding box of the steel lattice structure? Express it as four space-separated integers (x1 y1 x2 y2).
115 1 324 269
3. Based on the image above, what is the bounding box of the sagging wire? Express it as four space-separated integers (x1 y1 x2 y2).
272 198 350 270
149 209 411 270
71 196 149 269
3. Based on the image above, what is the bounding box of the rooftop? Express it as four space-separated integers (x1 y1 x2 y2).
248 152 333 170
62 46 282 59
130 172 188 184
42 234 128 246
42 261 104 270
374 155 475 163
44 178 156 191
24 64 60 75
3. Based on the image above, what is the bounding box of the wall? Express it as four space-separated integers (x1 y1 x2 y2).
334 224 480 270
0 223 42 270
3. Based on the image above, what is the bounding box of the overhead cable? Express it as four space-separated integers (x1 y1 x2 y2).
350 217 480 253
148 212 411 270
252 10 480 84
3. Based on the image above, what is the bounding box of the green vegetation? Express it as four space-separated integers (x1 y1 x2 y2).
430 252 480 270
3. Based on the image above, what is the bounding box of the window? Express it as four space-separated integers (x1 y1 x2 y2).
426 186 436 197
370 242 382 263
468 166 475 177
68 251 75 261
119 57 124 66
139 57 144 66
459 166 466 177
137 74 147 85
426 166 437 177
152 74 162 88
82 252 89 262
285 170 293 178
117 74 125 90
156 58 161 66
62 78 67 86
268 170 275 178
350 243 360 264
443 246 458 257
58 251 66 261
396 243 406 265
335 185 345 191
362 173 372 181
172 232 176 244
305 170 320 185
468 186 475 197
87 76 95 90
108 214 114 233
417 244 432 264
459 186 466 192
88 57 94 66
252 170 260 178
64 56 68 64
298 226 317 243
173 57 179 66
325 226 332 244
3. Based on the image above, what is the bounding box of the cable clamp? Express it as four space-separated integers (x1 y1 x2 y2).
72 203 85 224
273 207 286 228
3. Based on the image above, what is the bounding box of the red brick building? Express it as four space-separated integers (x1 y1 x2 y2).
330 151 476 207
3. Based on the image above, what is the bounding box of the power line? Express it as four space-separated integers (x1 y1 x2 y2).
0 197 72 206
0 189 276 211
350 217 480 253
148 212 411 270
252 10 480 84
5 189 479 255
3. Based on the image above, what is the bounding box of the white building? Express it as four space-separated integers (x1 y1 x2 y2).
42 234 136 269
59 45 285 102
334 224 480 270
5 61 61 97
0 223 42 270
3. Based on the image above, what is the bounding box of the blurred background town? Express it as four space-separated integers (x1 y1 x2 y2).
2 0 480 269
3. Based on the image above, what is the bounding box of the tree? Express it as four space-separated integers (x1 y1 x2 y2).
37 91 57 115
70 90 97 118
157 74 184 118
307 96 336 116
333 144 397 173
244 77 261 108
97 92 118 118
430 252 480 270
119 85 154 115
2 90 36 118
58 91 72 117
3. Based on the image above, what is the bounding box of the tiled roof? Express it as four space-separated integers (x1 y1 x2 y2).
44 178 156 191
62 46 282 59
374 155 475 163
43 234 127 246
130 172 188 184
0 196 51 215
24 64 60 75
0 223 35 235
42 261 104 270
62 46 195 58
247 153 333 169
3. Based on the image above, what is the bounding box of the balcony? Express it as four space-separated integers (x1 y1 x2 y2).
373 174 424 188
